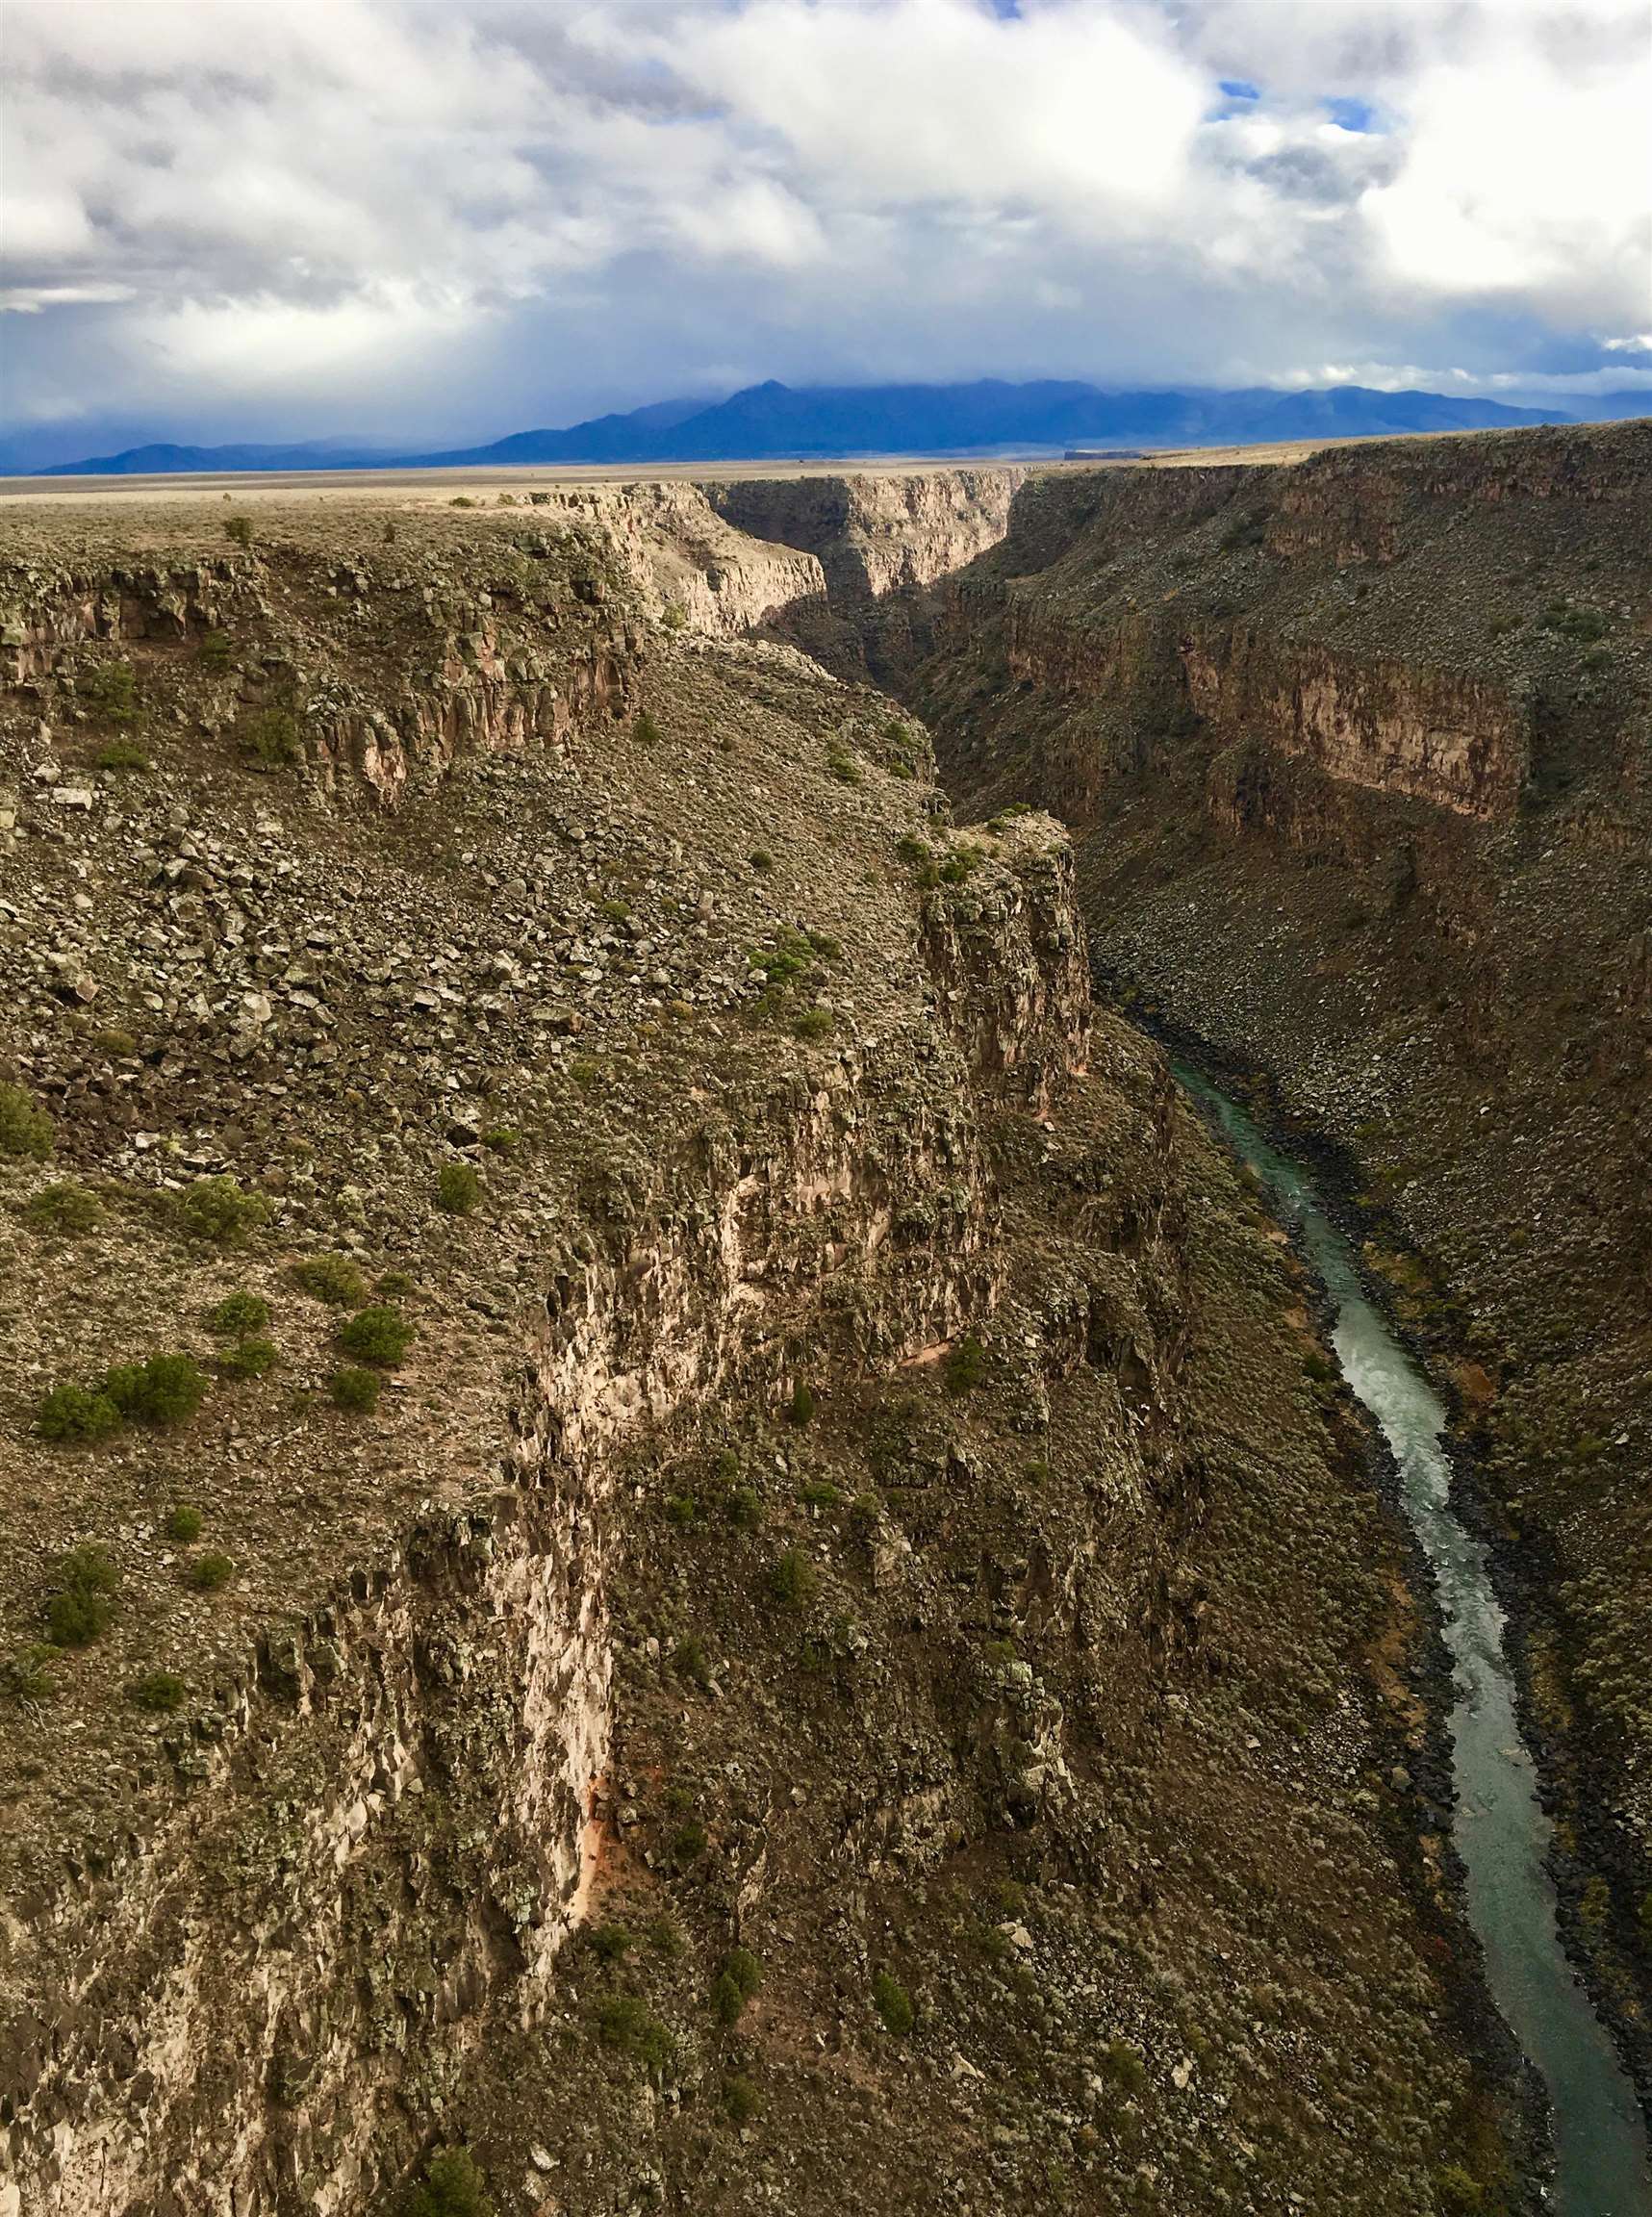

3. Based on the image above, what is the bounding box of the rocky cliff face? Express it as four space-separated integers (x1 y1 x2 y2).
0 482 1517 2217
881 419 1652 2108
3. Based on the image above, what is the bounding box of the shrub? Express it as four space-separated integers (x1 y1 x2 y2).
1101 2037 1145 2093
0 1083 53 1159
766 1548 818 1612
81 659 138 722
225 514 255 548
660 601 686 632
724 1948 762 2004
725 1484 762 1531
95 1026 140 1058
826 747 861 784
711 1971 745 2026
668 1818 708 1869
436 1162 483 1215
597 1994 674 2070
872 1970 913 2036
749 849 775 873
188 1550 235 1593
199 629 234 672
481 1126 519 1154
1435 2166 1484 2215
165 1504 203 1543
338 1305 415 1367
788 1380 815 1426
38 1382 121 1443
104 1352 207 1427
291 1253 369 1306
128 1669 187 1713
405 2147 495 2217
589 1923 633 1963
943 1336 987 1395
648 1914 685 1958
330 1365 382 1413
790 1006 833 1041
724 2076 761 2125
95 737 151 772
377 1269 416 1298
178 1175 271 1246
674 1635 712 1689
240 706 300 770
2 1644 58 1701
208 1289 270 1336
45 1544 118 1646
24 1182 101 1235
633 709 663 744
219 1335 278 1380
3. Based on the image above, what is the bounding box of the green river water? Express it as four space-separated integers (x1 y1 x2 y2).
1179 1067 1652 2216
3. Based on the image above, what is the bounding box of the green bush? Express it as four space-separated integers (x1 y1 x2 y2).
95 737 151 772
749 849 775 873
240 706 300 770
589 1923 633 1963
225 514 255 548
826 747 861 784
597 1993 674 2070
0 1083 53 1160
1435 2165 1484 2215
329 1365 382 1413
943 1336 987 1395
104 1352 207 1427
24 1182 102 1236
724 2075 761 2125
1101 2037 1145 2093
38 1381 121 1443
128 1669 187 1713
634 709 664 743
81 659 138 723
711 1971 745 2026
165 1504 203 1543
188 1549 235 1593
788 1380 815 1427
436 1162 483 1215
725 1485 763 1531
219 1335 278 1380
291 1253 369 1306
2 1644 58 1701
660 601 686 632
199 629 234 672
790 1006 833 1041
94 1026 140 1058
45 1544 118 1647
766 1548 818 1612
872 1970 913 2036
481 1126 519 1154
405 2147 495 2217
178 1175 271 1246
208 1289 270 1336
674 1636 712 1690
668 1818 708 1869
338 1305 415 1367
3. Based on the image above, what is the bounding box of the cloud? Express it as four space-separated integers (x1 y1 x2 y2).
0 0 1647 452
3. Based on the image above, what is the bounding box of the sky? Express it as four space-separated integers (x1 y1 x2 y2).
2 0 1650 464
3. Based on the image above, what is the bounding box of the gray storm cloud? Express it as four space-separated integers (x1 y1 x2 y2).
2 0 1648 454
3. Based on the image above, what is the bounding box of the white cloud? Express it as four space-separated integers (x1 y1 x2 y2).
0 0 1646 446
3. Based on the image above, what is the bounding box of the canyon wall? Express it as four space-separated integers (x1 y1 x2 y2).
886 419 1652 2105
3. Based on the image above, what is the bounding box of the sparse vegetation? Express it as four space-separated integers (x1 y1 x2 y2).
37 1381 122 1444
0 1082 53 1159
187 1550 235 1593
240 705 301 770
104 1352 208 1428
943 1335 987 1394
224 514 255 548
207 1289 270 1336
724 2075 761 2125
94 737 151 772
165 1505 203 1543
128 1670 187 1714
711 1948 763 2026
80 659 138 723
436 1162 483 1214
871 1970 913 2035
178 1175 271 1246
597 1993 674 2070
44 1544 118 1647
291 1253 369 1306
788 1379 816 1426
766 1547 818 1611
23 1182 101 1235
329 1365 382 1413
633 709 663 744
338 1305 415 1366
404 2147 496 2217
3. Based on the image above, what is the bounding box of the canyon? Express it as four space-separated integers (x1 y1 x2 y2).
0 426 1645 2216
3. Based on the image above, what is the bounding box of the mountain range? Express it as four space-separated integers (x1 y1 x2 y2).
23 377 1650 476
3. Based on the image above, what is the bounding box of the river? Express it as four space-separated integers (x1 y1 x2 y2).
1178 1066 1652 2216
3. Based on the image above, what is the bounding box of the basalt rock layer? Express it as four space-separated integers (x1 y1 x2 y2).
0 483 1518 2216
